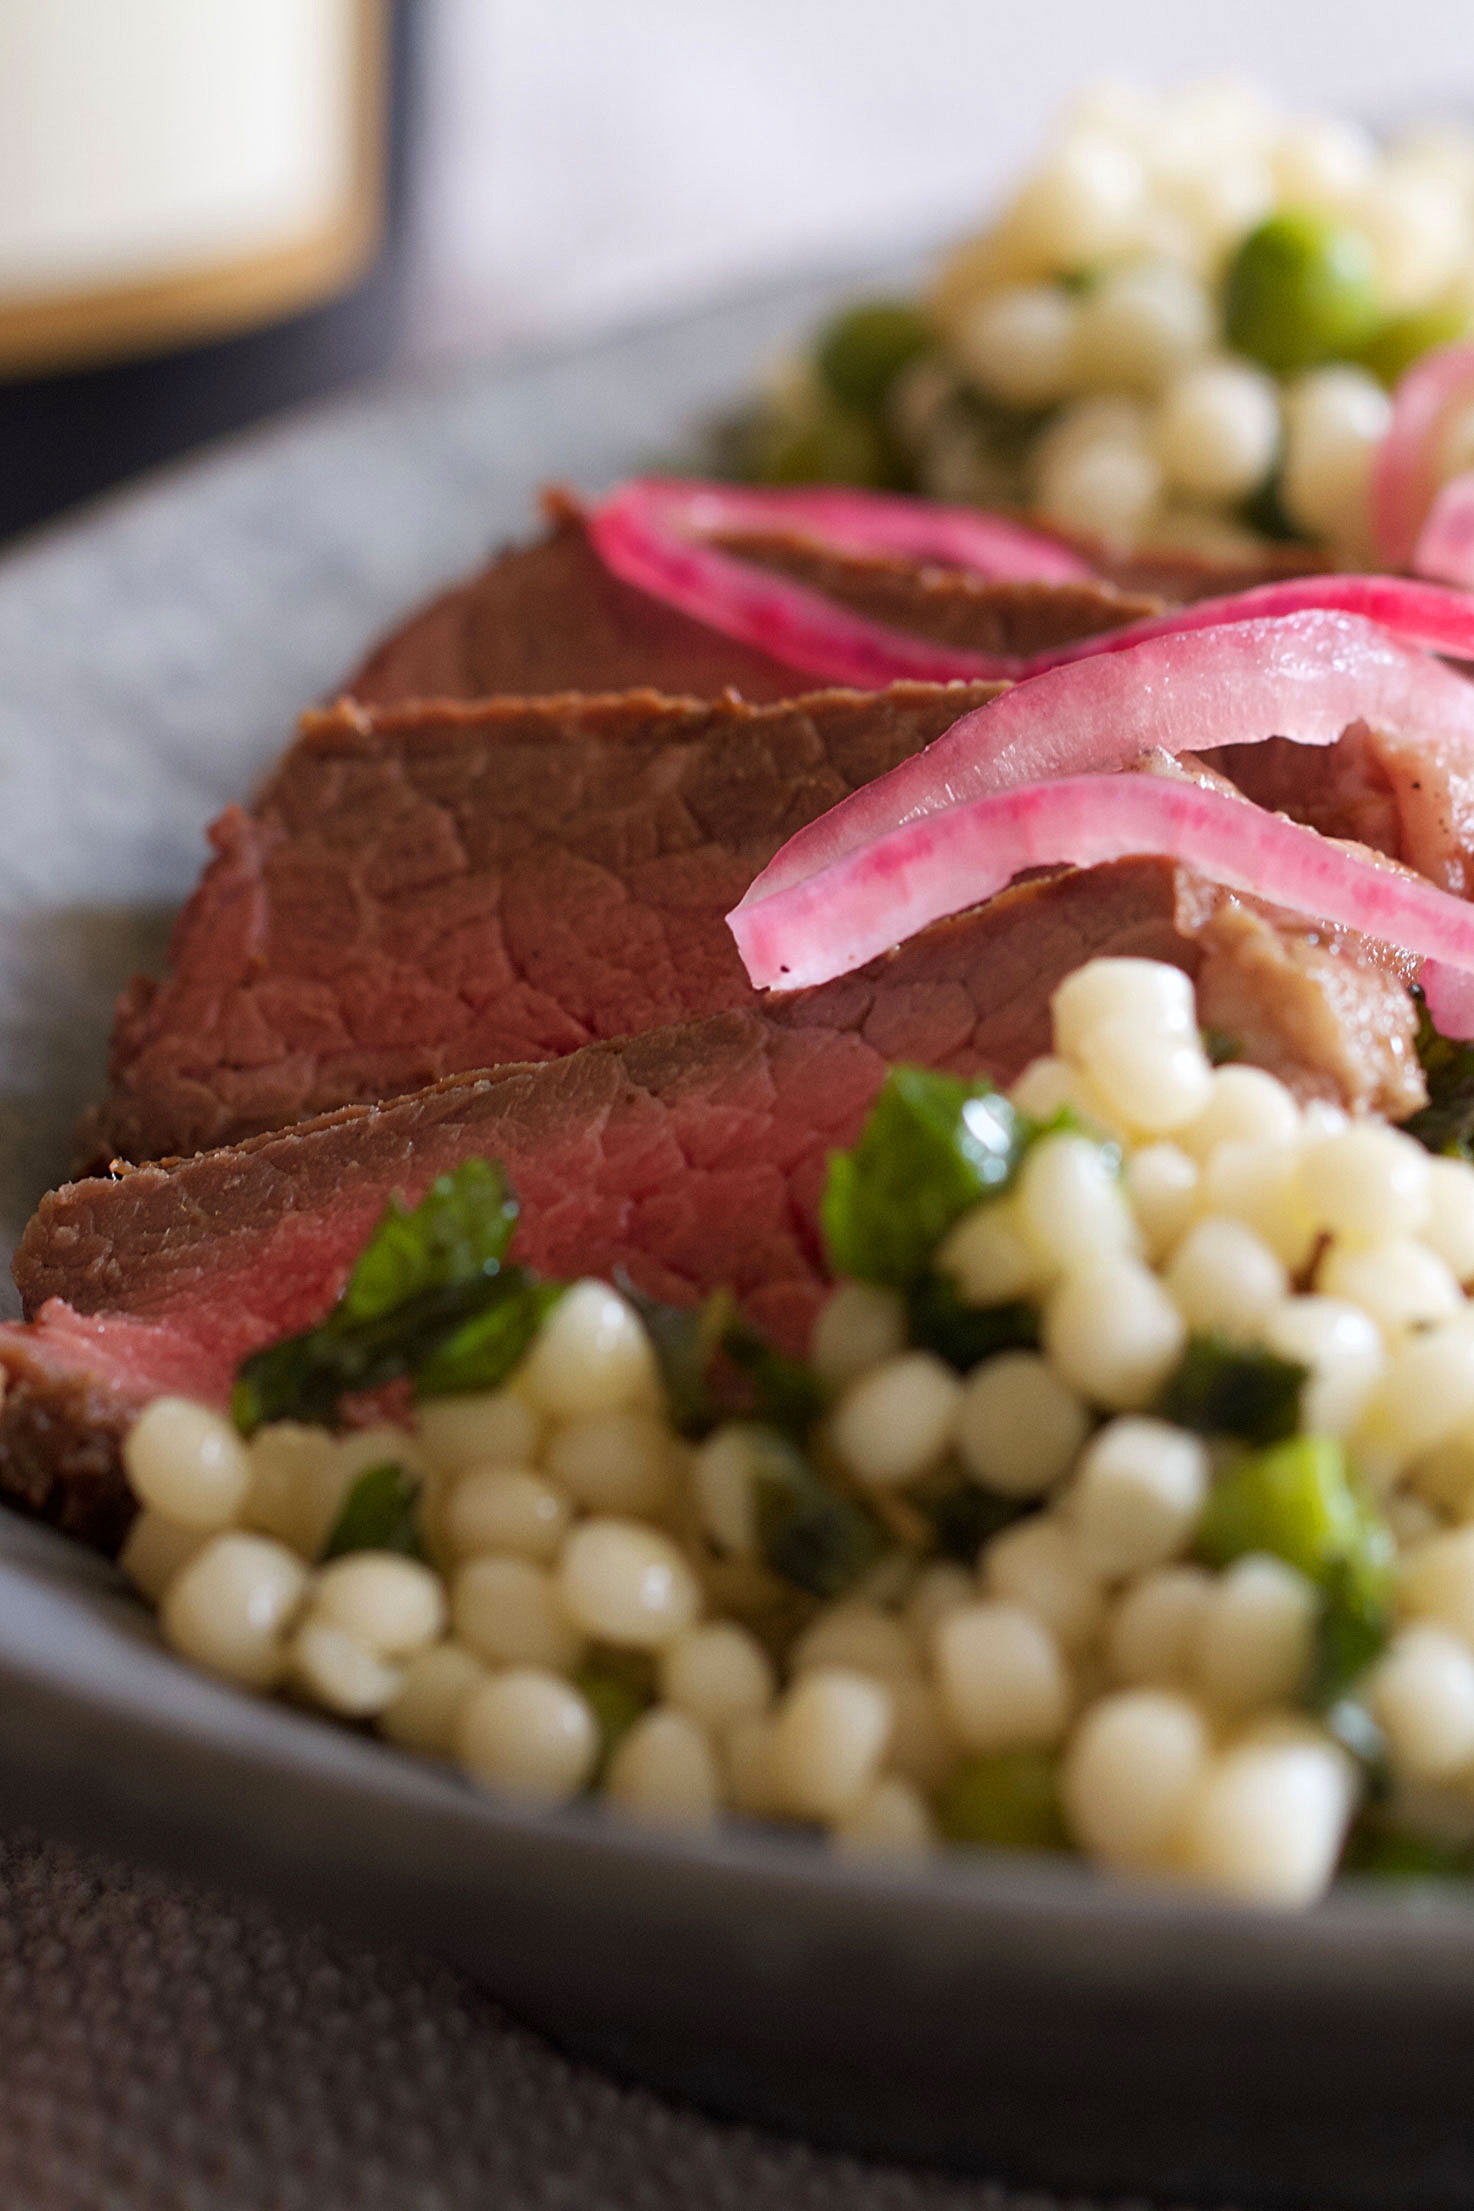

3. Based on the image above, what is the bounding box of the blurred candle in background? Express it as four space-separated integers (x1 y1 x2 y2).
0 0 413 541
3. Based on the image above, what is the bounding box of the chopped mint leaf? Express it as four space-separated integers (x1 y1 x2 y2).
1201 1027 1245 1066
620 1283 823 1442
575 1649 657 1776
722 1314 826 1440
339 1159 518 1326
232 1159 561 1433
1156 1333 1306 1445
912 1472 1035 1563
1402 995 1474 1160
1309 1549 1397 1709
413 1275 564 1398
750 1431 885 1598
821 1067 1031 1289
1198 1435 1395 1704
1342 1822 1474 1881
623 1288 734 1437
934 1750 1069 1851
320 1461 425 1562
906 1272 1039 1372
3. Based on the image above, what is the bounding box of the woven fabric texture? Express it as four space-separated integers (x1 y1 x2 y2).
0 1827 1208 2211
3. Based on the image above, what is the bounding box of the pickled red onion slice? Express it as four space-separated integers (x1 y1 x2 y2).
728 772 1474 1028
743 609 1474 908
585 477 1096 688
1374 340 1474 569
595 478 1095 584
1028 572 1474 673
588 479 1474 689
589 490 986 687
1413 471 1474 590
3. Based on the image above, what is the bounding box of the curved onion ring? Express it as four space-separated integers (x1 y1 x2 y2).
1374 340 1474 570
727 771 1474 1032
1024 571 1474 674
742 609 1474 908
1413 470 1474 590
588 479 1474 688
594 478 1095 583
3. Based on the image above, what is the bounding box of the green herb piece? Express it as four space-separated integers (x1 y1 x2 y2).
1237 474 1302 545
231 1160 560 1433
623 1287 734 1436
934 1750 1069 1852
905 1272 1039 1373
754 400 902 490
1201 1027 1246 1067
1224 210 1381 373
1198 1434 1377 1579
1342 1822 1474 1882
1309 1548 1398 1709
748 1429 886 1599
1356 300 1472 388
1156 1333 1307 1445
338 1158 518 1325
815 299 933 412
912 1473 1035 1563
320 1461 425 1562
413 1276 564 1397
723 1315 827 1440
822 1067 1030 1289
1197 1435 1395 1702
620 1284 823 1441
1402 995 1474 1160
575 1649 657 1776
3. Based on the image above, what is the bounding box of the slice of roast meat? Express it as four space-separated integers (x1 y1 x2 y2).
346 489 1164 705
349 493 808 706
1095 539 1322 603
10 859 1424 1551
87 680 1005 1163
1208 717 1474 899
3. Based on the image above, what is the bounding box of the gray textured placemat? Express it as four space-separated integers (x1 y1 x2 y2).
0 1827 1211 2211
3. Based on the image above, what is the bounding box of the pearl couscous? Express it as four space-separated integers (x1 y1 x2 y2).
118 956 1474 1907
739 81 1474 562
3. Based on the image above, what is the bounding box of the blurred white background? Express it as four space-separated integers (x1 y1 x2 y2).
409 0 1472 356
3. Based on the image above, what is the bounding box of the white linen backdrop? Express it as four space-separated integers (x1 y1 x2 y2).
410 0 1471 356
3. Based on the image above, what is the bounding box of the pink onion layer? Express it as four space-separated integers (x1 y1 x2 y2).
728 771 1474 1030
584 478 1095 689
1374 340 1474 569
1020 572 1474 675
743 608 1474 908
588 479 1474 692
1413 470 1474 590
595 478 1095 582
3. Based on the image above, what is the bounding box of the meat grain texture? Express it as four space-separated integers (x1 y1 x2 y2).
89 682 1003 1163
5 859 1425 1549
345 490 1165 706
0 497 1440 1547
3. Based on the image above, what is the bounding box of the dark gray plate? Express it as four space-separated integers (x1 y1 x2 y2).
0 272 1471 2211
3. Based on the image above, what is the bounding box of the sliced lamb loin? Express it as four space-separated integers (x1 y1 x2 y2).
10 860 1425 1551
87 680 1005 1164
346 489 1164 705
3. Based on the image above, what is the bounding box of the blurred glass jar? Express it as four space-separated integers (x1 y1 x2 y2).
0 0 413 540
